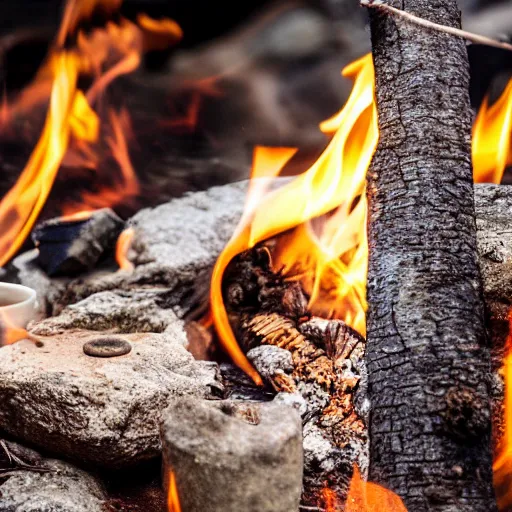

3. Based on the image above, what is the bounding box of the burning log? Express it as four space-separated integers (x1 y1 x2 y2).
365 1 496 510
32 208 125 277
160 397 303 512
223 247 367 507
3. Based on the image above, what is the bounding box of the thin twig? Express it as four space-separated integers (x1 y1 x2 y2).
0 440 53 475
361 0 512 52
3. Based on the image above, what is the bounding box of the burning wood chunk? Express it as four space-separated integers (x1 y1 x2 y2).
223 246 367 506
32 208 125 277
0 330 222 469
241 312 367 506
160 397 303 512
0 440 107 512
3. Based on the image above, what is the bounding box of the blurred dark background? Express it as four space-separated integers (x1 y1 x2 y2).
0 0 511 226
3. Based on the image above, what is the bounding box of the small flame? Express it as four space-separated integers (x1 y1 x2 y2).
345 466 408 512
0 0 181 266
0 310 29 346
210 54 377 380
167 469 182 512
473 78 512 185
62 109 139 215
116 227 135 271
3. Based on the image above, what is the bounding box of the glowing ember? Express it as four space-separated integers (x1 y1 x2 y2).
116 227 135 271
210 54 377 380
473 78 512 185
321 484 339 511
167 469 182 512
0 0 181 266
345 466 408 512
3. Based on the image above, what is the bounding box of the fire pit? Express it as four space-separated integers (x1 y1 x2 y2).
1 0 512 511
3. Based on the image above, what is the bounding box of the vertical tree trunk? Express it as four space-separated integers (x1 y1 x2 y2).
366 1 497 511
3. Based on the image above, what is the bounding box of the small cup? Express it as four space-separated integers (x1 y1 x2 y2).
0 283 37 329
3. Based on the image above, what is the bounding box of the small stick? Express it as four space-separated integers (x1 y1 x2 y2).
361 0 512 52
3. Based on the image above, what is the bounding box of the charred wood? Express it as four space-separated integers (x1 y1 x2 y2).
224 247 367 507
32 208 124 277
366 1 497 510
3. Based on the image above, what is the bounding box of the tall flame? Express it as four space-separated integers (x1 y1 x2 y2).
210 54 377 381
0 53 96 265
167 469 182 512
473 79 512 184
0 0 182 267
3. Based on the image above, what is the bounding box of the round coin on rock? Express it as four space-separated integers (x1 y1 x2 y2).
83 338 132 358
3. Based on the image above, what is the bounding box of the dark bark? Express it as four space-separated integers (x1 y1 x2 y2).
366 1 497 511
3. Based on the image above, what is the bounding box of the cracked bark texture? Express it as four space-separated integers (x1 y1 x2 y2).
366 2 497 511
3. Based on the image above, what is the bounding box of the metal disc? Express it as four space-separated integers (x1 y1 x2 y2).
83 337 132 358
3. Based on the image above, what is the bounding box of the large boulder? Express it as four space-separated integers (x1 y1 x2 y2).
0 330 222 469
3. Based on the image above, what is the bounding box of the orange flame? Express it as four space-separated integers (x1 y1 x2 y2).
210 54 377 381
167 469 182 512
473 79 512 185
345 466 408 512
0 310 29 346
0 0 182 266
493 309 512 510
322 484 339 511
116 227 135 271
0 52 95 266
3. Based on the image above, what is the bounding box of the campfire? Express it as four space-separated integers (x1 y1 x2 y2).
1 0 512 511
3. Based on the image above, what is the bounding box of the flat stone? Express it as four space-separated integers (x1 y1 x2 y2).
0 452 106 512
30 290 177 335
0 330 222 469
161 397 303 512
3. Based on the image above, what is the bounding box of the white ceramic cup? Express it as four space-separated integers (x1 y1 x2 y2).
0 283 37 328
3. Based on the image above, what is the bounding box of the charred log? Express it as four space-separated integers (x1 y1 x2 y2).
224 247 367 507
366 1 497 511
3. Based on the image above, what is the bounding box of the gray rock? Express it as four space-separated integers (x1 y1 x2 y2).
475 184 512 361
26 181 247 318
302 421 361 505
0 330 222 469
30 290 179 335
161 397 303 512
273 392 308 417
247 345 294 380
0 457 106 512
